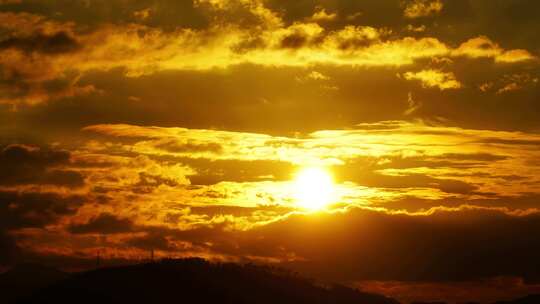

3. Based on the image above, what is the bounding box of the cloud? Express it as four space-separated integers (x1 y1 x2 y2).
497 73 539 94
335 163 478 194
3 121 540 297
132 172 184 194
244 206 540 282
126 233 175 251
68 205 540 285
0 31 80 54
403 0 443 18
0 144 84 187
453 36 536 63
0 190 85 231
402 69 462 90
496 49 537 63
68 213 135 235
305 71 330 81
0 6 536 108
183 159 295 185
154 139 223 154
383 193 540 213
133 8 152 21
0 12 97 106
497 82 521 94
308 7 338 22
12 196 540 288
82 121 540 200
404 92 421 115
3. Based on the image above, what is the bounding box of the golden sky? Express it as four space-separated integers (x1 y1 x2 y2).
2 0 540 302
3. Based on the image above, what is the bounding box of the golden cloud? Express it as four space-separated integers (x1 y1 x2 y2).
82 121 540 202
403 0 443 18
308 7 338 22
402 69 462 90
454 36 536 62
0 9 536 106
496 49 537 63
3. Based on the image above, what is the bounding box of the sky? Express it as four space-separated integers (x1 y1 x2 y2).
1 0 540 303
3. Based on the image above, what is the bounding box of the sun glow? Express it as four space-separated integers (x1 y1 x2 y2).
293 167 336 210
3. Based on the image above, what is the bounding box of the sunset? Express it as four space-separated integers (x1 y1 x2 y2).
293 167 336 210
1 1 540 303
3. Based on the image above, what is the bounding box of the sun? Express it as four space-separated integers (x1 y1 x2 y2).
293 167 336 210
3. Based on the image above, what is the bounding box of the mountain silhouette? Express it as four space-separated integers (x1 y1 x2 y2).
17 258 400 304
0 263 68 304
6 259 540 304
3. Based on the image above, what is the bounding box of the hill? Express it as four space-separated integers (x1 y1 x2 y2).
0 263 68 303
18 258 399 304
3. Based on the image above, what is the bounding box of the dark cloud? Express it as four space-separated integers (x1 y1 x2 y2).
13 66 412 137
435 0 540 49
131 172 181 194
0 144 68 165
365 153 509 171
9 60 535 139
334 161 478 194
438 153 509 162
68 213 135 235
184 158 295 185
0 0 209 30
367 173 477 194
263 0 540 51
154 140 223 154
180 204 293 218
190 207 540 283
0 190 85 230
0 31 80 54
6 201 540 286
0 144 84 187
379 193 540 212
476 138 540 146
280 33 310 49
265 0 403 28
126 233 173 251
282 207 540 283
100 207 540 284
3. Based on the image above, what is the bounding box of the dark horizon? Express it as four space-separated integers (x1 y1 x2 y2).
1 258 539 304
